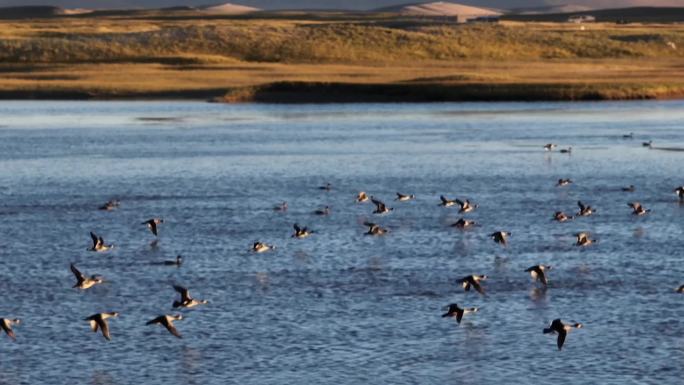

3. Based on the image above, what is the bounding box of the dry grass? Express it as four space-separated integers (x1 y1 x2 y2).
0 15 683 101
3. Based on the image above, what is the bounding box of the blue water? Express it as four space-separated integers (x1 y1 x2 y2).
0 100 682 385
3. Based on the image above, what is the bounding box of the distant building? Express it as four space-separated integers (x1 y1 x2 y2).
568 15 596 23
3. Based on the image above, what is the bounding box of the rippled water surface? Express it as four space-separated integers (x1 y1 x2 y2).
0 100 683 385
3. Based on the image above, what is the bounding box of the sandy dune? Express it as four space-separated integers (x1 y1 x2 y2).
199 3 260 14
377 2 502 17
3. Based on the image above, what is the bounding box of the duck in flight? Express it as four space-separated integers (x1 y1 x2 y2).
543 143 557 151
142 218 164 236
70 263 104 290
273 202 288 212
84 312 119 341
363 222 389 236
371 197 393 214
395 192 415 201
553 211 573 222
490 231 511 246
439 195 457 207
252 241 275 253
172 285 208 309
146 314 183 338
454 198 478 213
576 201 596 217
674 186 684 201
292 223 314 238
456 275 488 295
575 232 596 247
98 199 119 211
525 265 551 286
1 318 20 341
628 202 650 216
676 285 684 293
543 319 583 350
442 304 479 324
314 206 331 216
356 192 369 203
451 218 476 229
557 178 573 187
89 232 113 252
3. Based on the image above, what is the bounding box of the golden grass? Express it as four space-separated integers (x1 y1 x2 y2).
0 16 683 101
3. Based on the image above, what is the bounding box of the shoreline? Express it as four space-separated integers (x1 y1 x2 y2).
1 82 683 103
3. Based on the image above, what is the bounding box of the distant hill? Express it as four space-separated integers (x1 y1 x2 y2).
505 6 684 22
0 5 63 18
199 2 260 14
375 2 502 17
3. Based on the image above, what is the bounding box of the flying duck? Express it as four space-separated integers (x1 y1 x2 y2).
252 241 275 253
543 319 583 350
70 263 103 290
363 222 389 236
442 304 479 324
273 202 288 212
553 211 573 222
84 312 119 341
557 178 573 187
146 314 183 338
451 218 476 229
454 198 478 213
314 206 331 216
575 232 596 247
395 192 415 201
319 183 332 191
0 318 20 341
676 285 684 293
439 195 457 207
490 231 511 246
356 192 369 203
292 223 314 238
98 200 119 211
142 218 164 236
89 232 113 252
628 202 650 216
525 265 551 286
543 143 557 151
577 201 596 217
456 275 488 295
172 285 208 309
674 186 684 200
371 197 393 214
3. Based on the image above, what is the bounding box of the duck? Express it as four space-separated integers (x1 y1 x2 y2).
0 318 20 341
439 195 457 207
172 285 208 309
676 285 684 293
642 141 652 148
84 312 119 341
356 192 369 203
543 319 583 350
575 232 596 247
363 222 389 236
622 185 635 192
490 231 511 246
98 199 119 211
371 197 393 214
454 198 478 213
70 263 104 290
319 183 332 191
395 192 415 201
628 202 650 216
543 143 557 151
553 211 573 222
525 265 551 286
314 206 331 216
622 132 634 139
559 147 572 154
273 202 288 212
146 314 183 338
456 275 488 295
451 218 476 229
163 255 183 267
674 186 684 201
88 232 113 252
292 223 314 238
252 241 275 253
442 304 479 324
557 178 573 187
142 218 164 236
576 201 596 217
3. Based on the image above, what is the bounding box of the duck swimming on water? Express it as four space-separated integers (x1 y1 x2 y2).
557 179 572 187
98 200 119 211
543 319 583 350
273 202 288 212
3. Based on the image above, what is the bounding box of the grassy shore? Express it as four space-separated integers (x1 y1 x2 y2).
1 14 684 102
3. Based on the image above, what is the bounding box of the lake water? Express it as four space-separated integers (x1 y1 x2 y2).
0 100 682 385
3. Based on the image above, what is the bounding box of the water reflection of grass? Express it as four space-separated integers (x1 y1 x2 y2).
0 16 683 102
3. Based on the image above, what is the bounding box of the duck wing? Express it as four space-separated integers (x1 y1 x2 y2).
70 263 85 282
173 285 191 302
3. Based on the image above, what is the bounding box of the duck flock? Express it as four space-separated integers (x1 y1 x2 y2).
2 143 684 353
